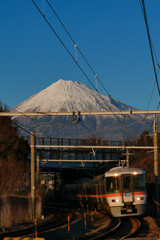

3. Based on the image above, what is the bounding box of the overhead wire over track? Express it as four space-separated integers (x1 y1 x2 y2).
130 0 160 135
31 0 124 126
137 0 160 134
140 0 160 101
1 101 73 139
45 0 129 119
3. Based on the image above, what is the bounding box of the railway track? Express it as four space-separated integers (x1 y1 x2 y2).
89 217 141 240
0 205 142 240
89 217 121 240
120 217 142 239
38 208 113 239
0 205 72 240
0 218 68 240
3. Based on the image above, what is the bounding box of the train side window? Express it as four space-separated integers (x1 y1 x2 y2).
106 177 119 192
133 174 146 191
101 184 105 194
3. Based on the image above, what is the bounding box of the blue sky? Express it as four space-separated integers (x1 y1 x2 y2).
1 0 160 110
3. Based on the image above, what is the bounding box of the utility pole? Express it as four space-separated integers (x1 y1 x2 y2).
31 131 36 220
154 118 159 220
36 155 40 190
126 149 129 167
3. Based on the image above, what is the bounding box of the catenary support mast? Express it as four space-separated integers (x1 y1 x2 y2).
154 117 159 220
31 131 36 220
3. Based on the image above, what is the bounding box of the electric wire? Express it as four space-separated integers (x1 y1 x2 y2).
141 0 160 98
0 102 31 158
0 102 34 136
142 0 160 133
45 0 125 113
31 0 123 125
134 68 160 134
139 0 160 67
147 71 159 111
28 121 74 131
28 118 76 129
134 0 160 135
11 106 75 140
36 0 156 138
3 1 155 142
13 115 75 139
0 101 73 142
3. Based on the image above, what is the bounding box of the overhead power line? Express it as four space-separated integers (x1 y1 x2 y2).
141 0 160 98
139 0 160 67
134 0 160 135
0 100 84 139
0 101 65 139
141 0 160 134
45 0 123 112
31 0 123 125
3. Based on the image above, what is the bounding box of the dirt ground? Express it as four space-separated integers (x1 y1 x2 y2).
138 197 160 238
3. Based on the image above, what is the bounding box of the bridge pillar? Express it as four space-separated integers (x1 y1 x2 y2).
93 163 96 176
60 172 66 203
54 171 57 201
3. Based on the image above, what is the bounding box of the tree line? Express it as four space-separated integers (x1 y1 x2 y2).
0 99 159 195
0 102 30 195
128 129 159 183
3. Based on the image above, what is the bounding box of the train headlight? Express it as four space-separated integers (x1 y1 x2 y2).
114 173 118 176
112 199 119 202
137 197 144 201
133 172 138 175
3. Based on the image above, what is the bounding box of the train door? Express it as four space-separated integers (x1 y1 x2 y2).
122 174 133 203
95 184 99 202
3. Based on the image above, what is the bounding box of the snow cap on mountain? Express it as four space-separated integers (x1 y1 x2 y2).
13 79 134 113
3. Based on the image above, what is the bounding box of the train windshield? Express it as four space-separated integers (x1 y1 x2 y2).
133 174 146 191
123 175 131 191
106 177 119 192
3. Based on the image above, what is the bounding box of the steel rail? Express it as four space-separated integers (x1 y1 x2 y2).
0 219 69 240
89 217 121 240
0 207 72 239
120 217 142 239
89 217 141 240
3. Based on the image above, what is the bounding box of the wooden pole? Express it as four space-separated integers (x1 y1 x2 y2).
91 211 93 225
36 155 40 189
84 213 87 230
68 215 70 237
35 218 38 237
31 131 36 220
154 121 159 220
126 149 129 167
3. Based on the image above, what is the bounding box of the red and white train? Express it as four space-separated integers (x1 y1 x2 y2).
65 166 147 217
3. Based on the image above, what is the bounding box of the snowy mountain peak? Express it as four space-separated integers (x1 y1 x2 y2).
13 79 134 113
12 79 151 140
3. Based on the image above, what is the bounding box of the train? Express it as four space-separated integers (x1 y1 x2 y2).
65 166 147 217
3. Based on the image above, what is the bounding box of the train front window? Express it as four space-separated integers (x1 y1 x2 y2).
133 174 146 191
123 176 131 191
106 177 119 192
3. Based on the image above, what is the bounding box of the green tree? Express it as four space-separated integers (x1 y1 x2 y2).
129 129 155 183
136 130 153 146
0 102 30 162
0 102 30 195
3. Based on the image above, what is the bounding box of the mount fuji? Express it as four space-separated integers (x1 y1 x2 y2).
12 79 151 140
